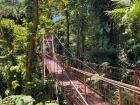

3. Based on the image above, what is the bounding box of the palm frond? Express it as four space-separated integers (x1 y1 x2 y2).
105 7 129 20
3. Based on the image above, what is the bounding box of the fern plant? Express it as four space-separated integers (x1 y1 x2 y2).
106 0 140 69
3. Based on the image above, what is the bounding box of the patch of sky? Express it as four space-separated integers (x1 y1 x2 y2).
53 14 62 22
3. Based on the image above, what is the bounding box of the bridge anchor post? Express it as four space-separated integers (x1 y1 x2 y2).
133 71 137 105
119 87 123 105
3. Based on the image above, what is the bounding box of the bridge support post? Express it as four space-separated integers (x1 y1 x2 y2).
84 74 87 102
55 82 59 103
133 71 137 105
62 68 64 87
119 87 123 105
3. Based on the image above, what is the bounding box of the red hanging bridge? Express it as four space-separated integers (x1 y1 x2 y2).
42 35 140 105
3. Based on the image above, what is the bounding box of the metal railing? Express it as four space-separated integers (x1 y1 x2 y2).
57 54 140 105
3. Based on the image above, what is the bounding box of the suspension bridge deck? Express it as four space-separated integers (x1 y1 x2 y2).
45 58 110 105
42 35 140 105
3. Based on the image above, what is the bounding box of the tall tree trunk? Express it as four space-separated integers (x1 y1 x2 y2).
25 0 39 94
76 12 85 60
81 28 85 61
76 13 81 59
76 0 86 60
0 20 4 38
80 11 85 61
65 9 70 56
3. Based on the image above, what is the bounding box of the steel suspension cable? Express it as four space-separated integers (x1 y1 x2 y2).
54 34 98 74
54 34 140 94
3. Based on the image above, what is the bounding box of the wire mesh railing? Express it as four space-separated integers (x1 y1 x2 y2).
57 54 140 105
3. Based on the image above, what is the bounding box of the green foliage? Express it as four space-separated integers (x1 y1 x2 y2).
11 80 19 90
0 17 27 95
120 3 140 68
0 74 7 98
5 89 10 96
0 95 35 105
106 0 140 69
28 82 50 103
0 1 29 97
106 7 129 21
